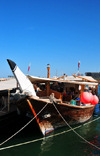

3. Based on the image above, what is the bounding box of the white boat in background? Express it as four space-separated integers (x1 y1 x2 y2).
0 78 19 130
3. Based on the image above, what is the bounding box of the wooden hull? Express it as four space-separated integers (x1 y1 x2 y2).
17 97 95 135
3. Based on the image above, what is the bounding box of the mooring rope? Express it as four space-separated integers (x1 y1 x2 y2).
0 101 100 151
0 112 100 151
52 102 100 150
0 101 49 147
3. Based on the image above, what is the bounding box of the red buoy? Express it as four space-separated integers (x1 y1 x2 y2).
91 95 99 105
81 92 91 103
88 92 93 103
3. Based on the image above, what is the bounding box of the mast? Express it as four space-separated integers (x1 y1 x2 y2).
47 64 50 78
47 64 50 96
78 61 80 76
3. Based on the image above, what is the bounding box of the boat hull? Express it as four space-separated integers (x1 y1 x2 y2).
17 97 95 135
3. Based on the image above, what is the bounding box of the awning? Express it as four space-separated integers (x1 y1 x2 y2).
27 75 98 86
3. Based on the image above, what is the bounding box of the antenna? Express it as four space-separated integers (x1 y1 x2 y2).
27 62 31 75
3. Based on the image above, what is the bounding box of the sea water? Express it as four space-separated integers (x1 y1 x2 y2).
0 115 100 156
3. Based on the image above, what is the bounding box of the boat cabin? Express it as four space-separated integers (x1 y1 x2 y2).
27 75 98 105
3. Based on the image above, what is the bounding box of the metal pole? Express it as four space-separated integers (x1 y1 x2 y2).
8 89 10 112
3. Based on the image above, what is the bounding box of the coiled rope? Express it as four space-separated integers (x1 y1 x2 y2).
52 101 100 150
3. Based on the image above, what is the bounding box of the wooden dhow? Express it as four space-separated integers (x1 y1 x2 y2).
7 59 98 135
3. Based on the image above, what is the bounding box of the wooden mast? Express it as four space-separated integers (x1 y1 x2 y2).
47 64 50 78
47 64 50 96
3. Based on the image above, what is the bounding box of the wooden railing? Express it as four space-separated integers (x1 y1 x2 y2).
37 89 62 100
37 90 47 97
50 89 62 100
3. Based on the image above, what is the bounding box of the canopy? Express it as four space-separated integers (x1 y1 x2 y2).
27 75 98 86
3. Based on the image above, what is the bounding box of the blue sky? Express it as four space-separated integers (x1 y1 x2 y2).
0 0 100 78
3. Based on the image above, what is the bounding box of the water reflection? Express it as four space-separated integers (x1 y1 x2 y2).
39 135 54 156
78 117 100 155
1 116 100 156
84 136 100 155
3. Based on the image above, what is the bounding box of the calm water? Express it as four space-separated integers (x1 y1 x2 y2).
0 115 100 156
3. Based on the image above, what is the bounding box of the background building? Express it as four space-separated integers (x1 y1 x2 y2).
85 72 100 81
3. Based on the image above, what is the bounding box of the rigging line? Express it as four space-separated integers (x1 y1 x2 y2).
0 125 82 151
0 101 49 147
0 114 100 151
52 101 100 150
83 115 100 126
0 137 44 151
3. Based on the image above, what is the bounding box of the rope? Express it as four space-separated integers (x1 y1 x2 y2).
52 101 100 150
0 100 100 151
0 101 49 147
0 114 100 151
0 105 7 113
